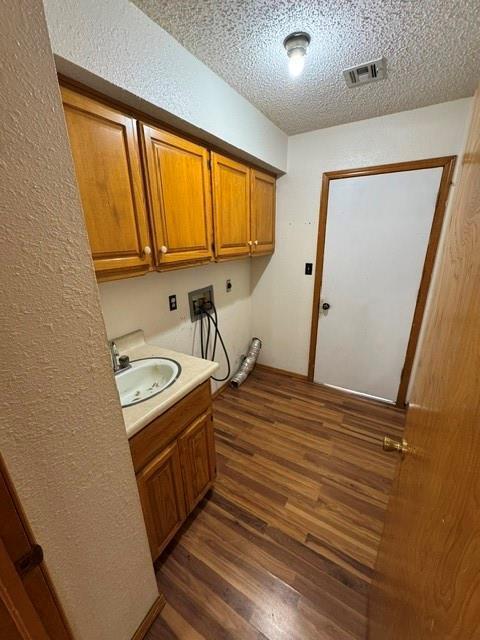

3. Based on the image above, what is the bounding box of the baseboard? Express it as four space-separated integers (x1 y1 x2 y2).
255 363 308 381
131 594 166 640
212 380 229 399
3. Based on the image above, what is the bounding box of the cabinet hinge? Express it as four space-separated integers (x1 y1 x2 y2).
15 544 44 577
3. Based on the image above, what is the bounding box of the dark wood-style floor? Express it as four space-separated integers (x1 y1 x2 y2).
146 368 405 640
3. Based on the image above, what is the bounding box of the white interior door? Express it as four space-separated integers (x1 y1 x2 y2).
314 167 443 402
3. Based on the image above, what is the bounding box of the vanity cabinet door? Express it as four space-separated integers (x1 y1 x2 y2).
211 152 251 259
136 441 186 560
250 169 276 256
61 87 152 281
141 125 213 268
179 412 216 513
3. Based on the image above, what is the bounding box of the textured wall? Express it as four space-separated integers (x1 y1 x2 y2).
0 2 158 639
43 0 287 173
99 260 253 394
252 98 473 379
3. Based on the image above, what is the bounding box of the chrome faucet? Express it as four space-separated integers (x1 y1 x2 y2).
109 340 120 372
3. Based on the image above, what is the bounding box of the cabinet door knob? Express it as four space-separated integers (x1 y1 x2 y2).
254 240 259 245
160 245 168 254
248 240 253 246
143 245 152 256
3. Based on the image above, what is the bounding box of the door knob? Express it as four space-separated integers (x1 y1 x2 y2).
143 245 152 256
322 302 330 310
254 240 259 245
160 245 168 254
248 240 253 246
383 436 409 456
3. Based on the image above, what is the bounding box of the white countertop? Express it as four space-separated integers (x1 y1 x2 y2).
115 330 219 439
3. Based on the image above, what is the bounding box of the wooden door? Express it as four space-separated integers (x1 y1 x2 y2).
136 441 186 561
211 152 251 259
0 458 71 640
369 89 480 639
178 412 216 512
61 87 152 280
250 169 276 255
0 539 50 640
141 125 213 268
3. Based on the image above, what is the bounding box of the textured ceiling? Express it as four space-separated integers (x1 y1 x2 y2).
131 0 480 135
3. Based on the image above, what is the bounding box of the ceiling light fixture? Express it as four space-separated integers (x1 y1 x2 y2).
283 31 311 78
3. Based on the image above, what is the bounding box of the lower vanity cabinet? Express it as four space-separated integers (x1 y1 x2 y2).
178 411 216 512
136 441 186 560
129 381 216 561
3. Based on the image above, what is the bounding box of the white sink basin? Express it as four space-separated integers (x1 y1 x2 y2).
115 357 181 408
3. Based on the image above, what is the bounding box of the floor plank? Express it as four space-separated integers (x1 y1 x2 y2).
146 369 405 640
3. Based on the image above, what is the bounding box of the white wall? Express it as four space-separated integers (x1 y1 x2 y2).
0 2 158 639
43 0 287 173
252 98 473 377
99 260 253 393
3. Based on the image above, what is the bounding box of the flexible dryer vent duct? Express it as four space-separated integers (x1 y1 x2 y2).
230 338 262 388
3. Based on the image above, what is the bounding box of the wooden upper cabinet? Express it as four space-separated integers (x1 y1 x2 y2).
141 125 213 268
250 169 276 256
61 87 152 280
211 152 251 259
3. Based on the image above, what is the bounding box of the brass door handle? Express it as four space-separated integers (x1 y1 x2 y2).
383 436 409 456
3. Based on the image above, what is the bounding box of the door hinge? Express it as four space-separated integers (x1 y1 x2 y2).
15 544 44 577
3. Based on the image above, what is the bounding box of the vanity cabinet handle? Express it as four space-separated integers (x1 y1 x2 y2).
160 245 168 254
143 245 152 256
248 240 253 246
254 240 258 245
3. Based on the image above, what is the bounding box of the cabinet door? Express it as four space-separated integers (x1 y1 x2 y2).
136 441 186 561
61 87 152 280
251 169 276 256
211 153 251 259
141 125 213 268
179 412 216 513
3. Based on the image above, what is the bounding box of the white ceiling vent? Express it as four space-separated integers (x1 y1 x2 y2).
343 58 387 88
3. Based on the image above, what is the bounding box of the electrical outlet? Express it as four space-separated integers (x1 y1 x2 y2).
226 279 232 292
188 285 214 322
169 294 177 311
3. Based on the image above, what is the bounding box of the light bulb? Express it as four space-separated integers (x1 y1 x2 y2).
288 50 305 77
284 31 310 78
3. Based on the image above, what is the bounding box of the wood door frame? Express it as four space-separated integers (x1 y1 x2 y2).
0 455 74 639
307 156 456 406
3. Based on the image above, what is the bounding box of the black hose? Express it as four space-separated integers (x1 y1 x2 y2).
201 302 231 382
205 310 211 358
200 308 205 358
